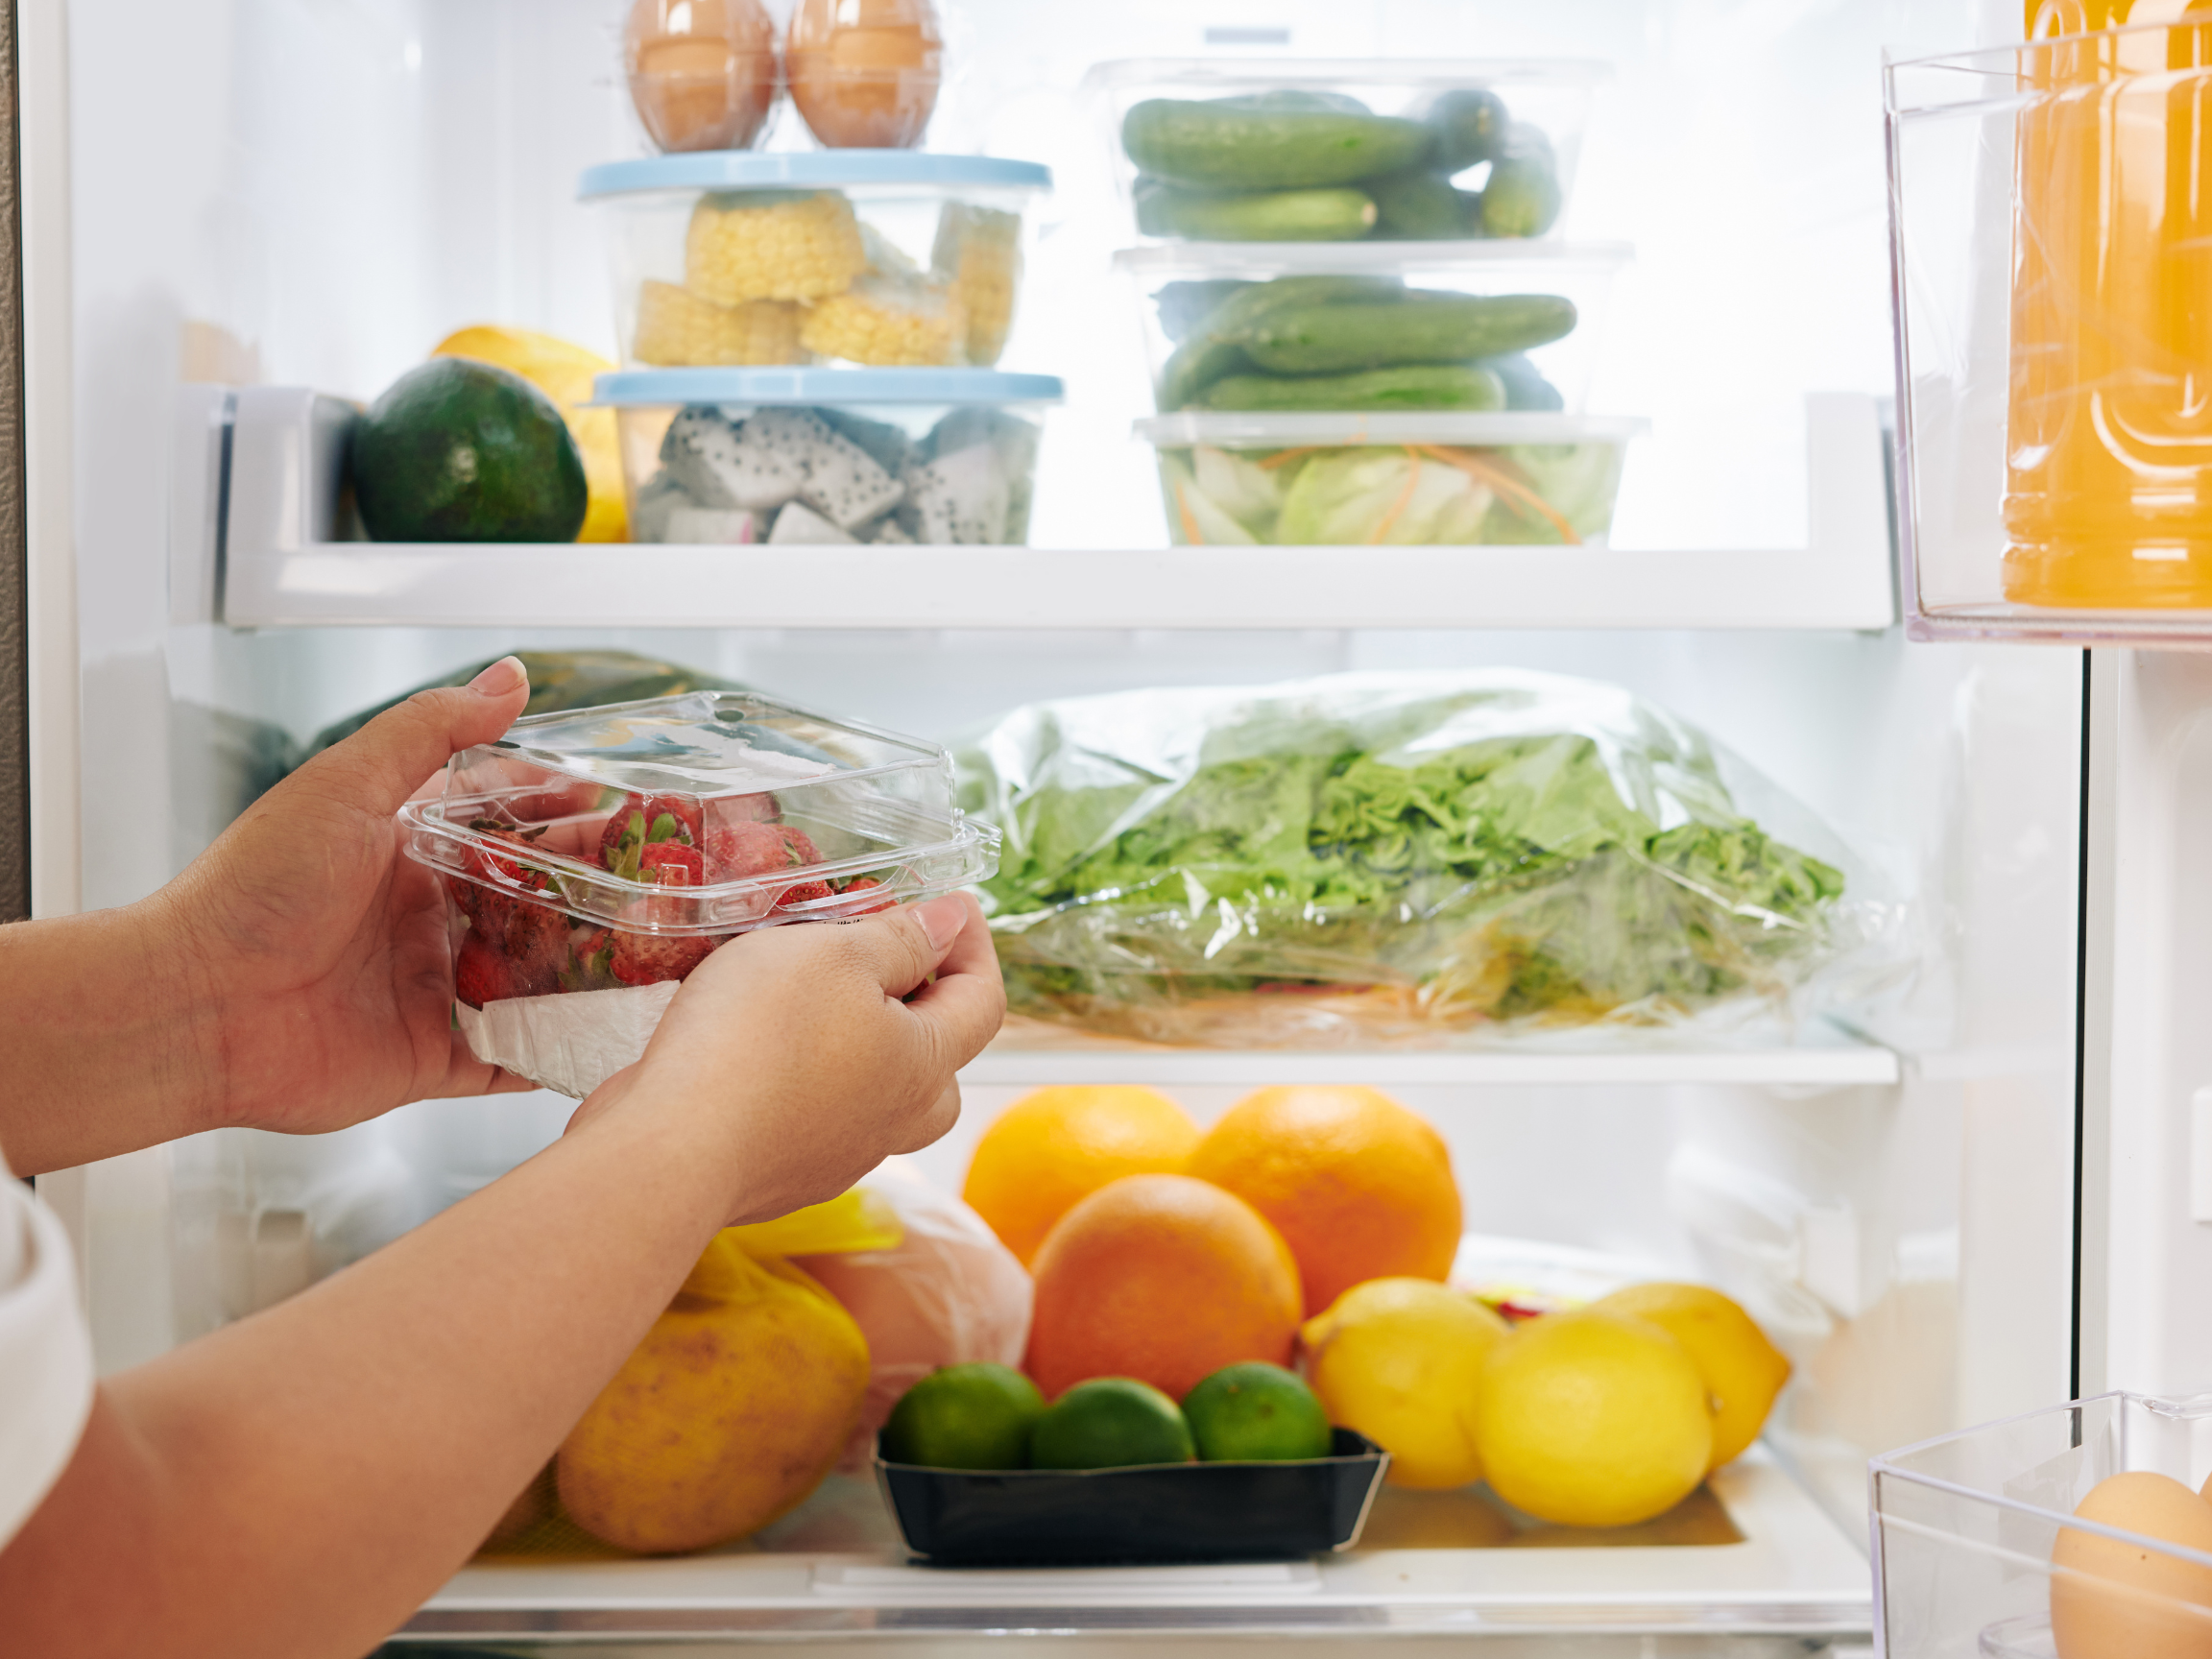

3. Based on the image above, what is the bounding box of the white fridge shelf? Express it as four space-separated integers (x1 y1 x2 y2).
962 1035 1902 1089
181 389 1897 634
408 1452 1870 1642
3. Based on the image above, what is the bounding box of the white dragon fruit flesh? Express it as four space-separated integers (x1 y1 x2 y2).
900 443 1011 543
765 501 858 544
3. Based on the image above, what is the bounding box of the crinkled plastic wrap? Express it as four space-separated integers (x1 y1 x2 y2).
793 1159 1033 1474
958 670 1901 1049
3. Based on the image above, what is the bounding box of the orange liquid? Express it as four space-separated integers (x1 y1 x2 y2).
2005 8 2212 606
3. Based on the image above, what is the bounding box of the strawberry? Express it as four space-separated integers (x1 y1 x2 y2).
609 916 717 986
500 894 573 996
454 931 515 1010
705 819 831 907
839 876 894 915
597 792 703 877
640 842 705 887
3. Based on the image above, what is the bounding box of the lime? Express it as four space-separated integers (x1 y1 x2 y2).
1182 1362 1333 1462
1028 1378 1195 1470
880 1363 1045 1471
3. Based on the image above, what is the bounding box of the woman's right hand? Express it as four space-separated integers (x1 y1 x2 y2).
592 891 1004 1225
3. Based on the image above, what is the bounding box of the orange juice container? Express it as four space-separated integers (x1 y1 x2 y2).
2004 9 2212 606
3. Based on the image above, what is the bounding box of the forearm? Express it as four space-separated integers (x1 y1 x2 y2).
0 1087 733 1659
0 894 221 1174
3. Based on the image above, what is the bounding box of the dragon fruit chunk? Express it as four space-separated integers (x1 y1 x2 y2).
797 424 905 529
629 471 694 542
900 443 1011 544
766 502 859 544
663 506 761 544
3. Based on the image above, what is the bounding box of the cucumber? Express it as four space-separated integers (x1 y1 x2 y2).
1486 352 1565 412
1158 275 1407 410
1196 364 1507 412
1214 90 1372 115
1239 295 1577 375
1122 98 1432 191
1479 133 1562 238
1419 88 1510 172
1367 170 1477 240
1135 180 1376 242
1154 279 1254 343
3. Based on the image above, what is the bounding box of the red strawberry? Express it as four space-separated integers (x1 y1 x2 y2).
454 931 515 1010
609 919 717 986
597 792 702 874
500 894 572 996
640 842 705 887
705 819 831 907
839 876 894 915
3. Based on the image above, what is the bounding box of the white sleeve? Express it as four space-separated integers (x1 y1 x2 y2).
0 1159 94 1550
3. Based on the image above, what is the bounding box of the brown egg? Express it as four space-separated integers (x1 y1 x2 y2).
2050 1471 2212 1659
786 0 942 150
625 0 779 155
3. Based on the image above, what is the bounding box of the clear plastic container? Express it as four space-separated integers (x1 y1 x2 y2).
1137 412 1644 547
1081 59 1605 245
594 367 1061 546
1871 1392 2212 1658
1115 241 1629 416
398 690 1000 1097
578 153 1050 370
1889 22 2212 637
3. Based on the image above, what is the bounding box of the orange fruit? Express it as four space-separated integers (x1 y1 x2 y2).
962 1086 1201 1266
1025 1173 1304 1402
1186 1086 1462 1317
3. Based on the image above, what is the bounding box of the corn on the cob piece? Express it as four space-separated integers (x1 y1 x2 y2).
685 190 867 305
931 204 1021 368
798 276 967 367
632 281 805 367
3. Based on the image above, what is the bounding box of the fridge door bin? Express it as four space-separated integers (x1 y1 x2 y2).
875 1428 1390 1565
1870 1392 2212 1657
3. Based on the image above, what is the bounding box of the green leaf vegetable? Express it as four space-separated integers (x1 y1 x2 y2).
962 677 1850 1040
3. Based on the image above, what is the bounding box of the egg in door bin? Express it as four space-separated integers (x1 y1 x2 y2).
626 0 780 154
787 0 943 149
2049 1471 2212 1659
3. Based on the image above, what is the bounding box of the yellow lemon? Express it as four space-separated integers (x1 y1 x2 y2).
1592 1281 1790 1471
1301 1277 1509 1490
1475 1310 1714 1528
432 325 627 542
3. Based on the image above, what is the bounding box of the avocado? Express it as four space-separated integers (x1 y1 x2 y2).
351 357 589 542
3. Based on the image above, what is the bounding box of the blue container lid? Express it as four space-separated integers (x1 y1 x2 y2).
591 368 1065 407
580 151 1051 200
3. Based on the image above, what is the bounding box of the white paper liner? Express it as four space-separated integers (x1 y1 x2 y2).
454 981 682 1099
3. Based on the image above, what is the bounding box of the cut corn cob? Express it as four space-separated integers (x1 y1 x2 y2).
798 276 967 367
685 190 867 305
931 204 1021 368
632 280 805 367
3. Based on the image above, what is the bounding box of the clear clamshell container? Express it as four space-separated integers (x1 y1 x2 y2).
398 690 999 1097
595 368 1062 546
1082 58 1605 245
1115 241 1629 417
579 152 1050 371
1872 1392 2212 1658
1137 411 1644 547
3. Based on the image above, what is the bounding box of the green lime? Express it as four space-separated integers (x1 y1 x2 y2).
1028 1378 1195 1470
880 1363 1046 1471
1182 1362 1333 1462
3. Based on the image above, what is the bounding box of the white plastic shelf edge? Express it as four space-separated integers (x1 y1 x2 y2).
960 1043 1902 1088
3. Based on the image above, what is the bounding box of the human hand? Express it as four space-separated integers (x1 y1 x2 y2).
156 657 538 1138
583 890 1004 1226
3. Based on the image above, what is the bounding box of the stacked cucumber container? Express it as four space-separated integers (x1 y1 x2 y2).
577 151 1063 547
1084 60 1644 548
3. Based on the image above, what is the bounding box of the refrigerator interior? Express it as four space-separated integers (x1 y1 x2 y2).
45 0 2085 1646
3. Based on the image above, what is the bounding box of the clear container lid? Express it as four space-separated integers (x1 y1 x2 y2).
591 368 1065 407
400 690 998 934
1113 241 1634 279
1080 57 1611 98
1135 411 1649 447
580 151 1052 200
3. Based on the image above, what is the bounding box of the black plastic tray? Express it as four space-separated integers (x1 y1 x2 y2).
875 1428 1390 1566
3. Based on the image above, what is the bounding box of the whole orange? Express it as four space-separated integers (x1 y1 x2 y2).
1025 1173 1304 1401
1187 1085 1462 1317
962 1086 1201 1266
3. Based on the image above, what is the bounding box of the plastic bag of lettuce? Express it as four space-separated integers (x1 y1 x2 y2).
958 671 1895 1048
